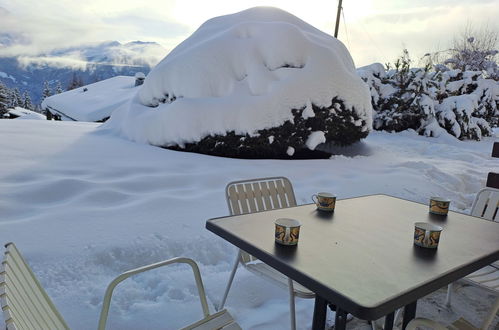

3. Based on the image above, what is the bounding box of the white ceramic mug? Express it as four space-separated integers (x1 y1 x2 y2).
414 222 443 248
312 192 336 211
275 218 301 245
429 197 450 215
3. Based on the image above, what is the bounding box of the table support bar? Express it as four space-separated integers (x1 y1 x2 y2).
312 295 328 330
384 312 394 330
402 301 417 330
335 308 348 330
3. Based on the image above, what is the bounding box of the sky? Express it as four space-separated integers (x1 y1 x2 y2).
0 0 498 68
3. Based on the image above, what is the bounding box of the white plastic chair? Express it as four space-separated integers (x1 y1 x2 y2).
445 188 499 301
444 187 499 329
219 177 314 330
1 242 240 330
406 297 499 330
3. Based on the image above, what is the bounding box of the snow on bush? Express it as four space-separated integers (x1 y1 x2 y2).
358 50 438 134
358 50 498 141
444 33 498 81
105 7 372 158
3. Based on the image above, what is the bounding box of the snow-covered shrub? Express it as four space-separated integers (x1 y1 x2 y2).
0 83 9 117
358 50 438 134
434 67 497 137
435 94 491 140
474 79 499 127
105 7 372 158
444 27 498 80
169 97 369 158
358 49 498 141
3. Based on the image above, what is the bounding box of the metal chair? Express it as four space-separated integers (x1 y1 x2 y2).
219 177 314 330
1 242 240 330
445 188 499 303
406 297 499 330
443 187 499 329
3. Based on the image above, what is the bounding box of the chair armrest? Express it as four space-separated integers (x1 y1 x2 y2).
97 257 209 330
406 318 447 330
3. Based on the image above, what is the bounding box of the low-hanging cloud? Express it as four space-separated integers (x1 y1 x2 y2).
16 55 89 71
0 1 187 62
13 42 168 70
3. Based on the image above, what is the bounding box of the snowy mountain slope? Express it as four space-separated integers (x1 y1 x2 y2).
0 40 166 104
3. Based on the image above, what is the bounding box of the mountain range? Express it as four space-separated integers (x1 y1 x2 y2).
0 39 167 105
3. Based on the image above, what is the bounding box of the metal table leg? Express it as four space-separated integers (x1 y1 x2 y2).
312 295 328 330
402 301 417 330
384 312 394 330
335 308 348 330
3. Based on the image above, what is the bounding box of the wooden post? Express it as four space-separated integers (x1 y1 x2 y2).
492 142 499 158
486 142 499 189
334 0 343 38
486 173 499 189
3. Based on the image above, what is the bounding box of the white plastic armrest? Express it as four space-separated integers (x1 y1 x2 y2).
406 318 448 330
97 257 209 330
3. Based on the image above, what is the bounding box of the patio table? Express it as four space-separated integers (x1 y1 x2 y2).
206 194 499 329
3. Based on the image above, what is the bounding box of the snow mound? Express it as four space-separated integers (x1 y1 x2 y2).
42 76 138 122
7 107 46 120
104 6 372 158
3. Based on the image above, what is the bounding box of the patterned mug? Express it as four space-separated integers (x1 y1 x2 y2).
312 192 336 211
275 218 301 245
429 197 450 215
414 222 443 248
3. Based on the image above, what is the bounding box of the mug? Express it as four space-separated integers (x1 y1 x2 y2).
414 222 443 248
429 197 450 215
312 192 336 211
275 218 301 245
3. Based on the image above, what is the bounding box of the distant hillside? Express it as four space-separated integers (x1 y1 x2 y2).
0 40 166 104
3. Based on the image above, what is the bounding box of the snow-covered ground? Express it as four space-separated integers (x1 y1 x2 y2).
0 120 497 329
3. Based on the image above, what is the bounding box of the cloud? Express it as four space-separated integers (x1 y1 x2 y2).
16 55 89 70
340 1 499 66
103 14 190 39
0 0 497 70
0 1 189 58
12 41 169 70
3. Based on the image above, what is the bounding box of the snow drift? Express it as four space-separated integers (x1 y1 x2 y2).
105 6 372 158
42 76 139 122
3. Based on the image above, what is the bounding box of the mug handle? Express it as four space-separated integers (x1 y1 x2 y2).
311 194 318 204
423 230 430 246
284 227 291 243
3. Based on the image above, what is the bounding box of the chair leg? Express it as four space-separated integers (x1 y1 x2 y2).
481 295 499 330
445 283 452 307
287 278 296 330
218 250 241 311
393 308 402 326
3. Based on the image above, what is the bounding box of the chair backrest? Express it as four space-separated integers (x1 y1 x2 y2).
471 187 499 221
226 177 297 215
0 243 69 330
225 177 297 263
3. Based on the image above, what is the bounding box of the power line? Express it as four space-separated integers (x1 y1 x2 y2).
341 6 351 50
360 22 387 63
